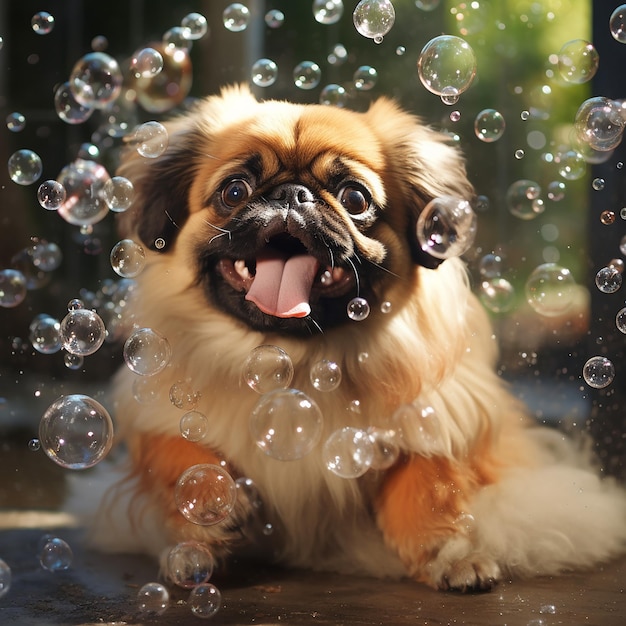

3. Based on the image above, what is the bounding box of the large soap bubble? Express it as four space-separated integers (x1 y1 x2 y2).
0 269 27 308
525 263 576 317
124 327 171 376
8 149 42 185
313 0 344 24
323 427 374 478
506 180 545 220
574 97 624 152
69 52 122 109
557 40 599 84
582 356 615 389
167 541 214 588
610 5 626 43
353 0 396 43
242 345 294 394
60 305 107 356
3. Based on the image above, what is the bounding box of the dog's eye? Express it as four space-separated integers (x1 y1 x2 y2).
338 185 371 216
221 178 252 208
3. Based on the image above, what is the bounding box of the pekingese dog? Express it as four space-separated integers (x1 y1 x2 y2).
92 85 626 592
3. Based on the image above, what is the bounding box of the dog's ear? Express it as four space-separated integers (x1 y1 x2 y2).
116 84 258 251
365 98 475 269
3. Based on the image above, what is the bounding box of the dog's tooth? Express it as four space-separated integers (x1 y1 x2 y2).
234 259 250 280
319 269 333 285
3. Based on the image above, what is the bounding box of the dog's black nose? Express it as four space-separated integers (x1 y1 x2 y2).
268 183 315 210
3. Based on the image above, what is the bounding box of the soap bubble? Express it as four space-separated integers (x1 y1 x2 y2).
310 359 342 392
69 52 122 109
124 327 171 376
54 81 93 125
60 306 106 356
64 353 84 370
610 5 626 43
132 375 162 404
167 541 214 588
600 210 616 225
6 112 26 132
189 583 222 619
392 402 441 452
616 307 626 333
133 121 168 158
180 410 209 442
319 84 347 107
323 427 374 478
170 380 200 410
0 269 27 308
56 159 111 226
547 180 566 201
163 26 192 52
29 315 62 354
328 44 348 65
223 3 251 32
251 58 278 87
353 0 396 41
110 239 146 278
417 35 476 97
102 176 134 212
0 559 11 598
39 537 73 571
181 12 209 40
592 177 605 191
582 356 615 389
31 11 54 35
574 97 624 152
380 301 392 314
347 297 371 321
367 427 400 470
137 582 169 615
37 180 66 211
557 40 599 84
595 266 622 293
506 180 544 220
235 476 263 509
250 388 323 461
91 35 108 51
525 263 575 317
28 438 41 451
353 65 378 90
293 61 322 89
555 149 586 180
130 47 164 78
243 345 294 394
478 253 503 279
479 278 515 313
8 149 42 185
265 9 285 28
175 464 237 525
474 109 505 142
416 196 477 258
314 0 344 24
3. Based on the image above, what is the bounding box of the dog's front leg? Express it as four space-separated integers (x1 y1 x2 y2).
375 454 500 592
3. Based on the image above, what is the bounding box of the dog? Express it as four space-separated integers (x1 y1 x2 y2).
90 84 626 592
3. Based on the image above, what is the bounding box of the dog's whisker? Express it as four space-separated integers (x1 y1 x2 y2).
346 256 361 296
305 315 324 335
203 219 233 246
164 209 181 230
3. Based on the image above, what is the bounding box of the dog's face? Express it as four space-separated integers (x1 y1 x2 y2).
118 86 473 334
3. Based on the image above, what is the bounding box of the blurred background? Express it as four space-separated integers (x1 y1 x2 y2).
0 0 625 517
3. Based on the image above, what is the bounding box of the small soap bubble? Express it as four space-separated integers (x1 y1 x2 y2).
440 87 459 105
474 195 490 212
102 176 134 212
235 476 263 509
262 522 274 535
6 112 26 132
37 180 66 211
418 35 476 97
28 438 41 451
380 301 392 314
621 207 626 220
250 389 323 461
29 315 62 354
39 537 73 572
8 149 42 186
556 149 586 180
354 65 378 90
449 110 461 122
520 109 530 121
319 84 348 107
110 239 146 278
353 0 395 41
167 541 214 588
314 0 344 24
251 58 278 87
347 297 371 321
154 237 166 250
31 11 54 35
169 380 200 410
180 410 209 442
474 109 505 142
0 269 27 308
60 307 106 356
124 327 171 376
396 45 406 55
243 345 294 394
558 40 599 84
609 258 624 273
67 298 84 311
595 266 622 293
310 359 342 392
134 121 168 158
323 427 374 478
610 5 626 43
582 356 615 389
525 263 576 317
54 82 93 125
539 604 557 615
600 210 615 225
515 149 525 159
293 61 322 89
265 9 285 28
478 253 503 279
69 52 122 109
130 47 164 78
39 394 113 469
163 26 192 51
181 12 209 40
620 235 626 255
479 278 515 313
223 3 251 32
616 307 626 333
328 43 348 65
91 35 108 51
175 464 237 525
416 196 477 258
506 180 544 220
132 375 162 403
189 583 222 619
547 180 566 201
392 402 441 452
63 353 84 370
574 97 624 152
137 582 169 615
367 427 400 470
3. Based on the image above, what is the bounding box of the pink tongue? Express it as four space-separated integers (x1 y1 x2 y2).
245 250 320 318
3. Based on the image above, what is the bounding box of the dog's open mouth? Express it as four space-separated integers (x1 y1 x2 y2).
216 234 354 319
